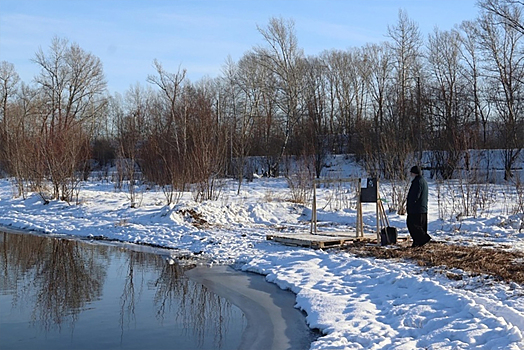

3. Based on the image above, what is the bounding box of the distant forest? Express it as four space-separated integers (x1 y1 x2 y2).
0 0 523 203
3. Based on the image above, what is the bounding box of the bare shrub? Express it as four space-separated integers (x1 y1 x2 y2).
115 158 143 208
364 142 416 215
191 177 224 202
186 120 227 202
437 170 498 221
161 185 184 206
286 174 311 204
264 189 285 202
284 155 314 204
385 180 410 215
184 84 227 202
140 135 187 205
515 177 524 215
319 180 356 212
115 84 148 208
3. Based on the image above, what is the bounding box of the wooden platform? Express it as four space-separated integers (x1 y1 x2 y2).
266 232 376 249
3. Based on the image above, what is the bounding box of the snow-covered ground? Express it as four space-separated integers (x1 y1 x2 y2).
0 157 523 350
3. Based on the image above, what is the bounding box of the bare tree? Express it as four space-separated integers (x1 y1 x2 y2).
144 60 187 204
480 0 524 34
426 28 473 179
0 62 39 199
221 55 257 193
387 9 424 134
253 17 306 176
360 43 395 178
385 10 424 178
30 37 107 201
478 9 524 179
116 83 151 207
302 56 330 178
459 21 492 149
323 49 367 155
0 61 20 177
146 59 186 157
0 62 19 127
236 52 280 177
183 81 227 202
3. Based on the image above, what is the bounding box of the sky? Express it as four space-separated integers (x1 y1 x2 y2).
0 0 481 95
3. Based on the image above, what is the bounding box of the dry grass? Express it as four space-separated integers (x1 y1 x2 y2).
176 208 208 227
341 241 524 285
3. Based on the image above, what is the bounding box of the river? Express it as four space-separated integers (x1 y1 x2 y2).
0 230 316 350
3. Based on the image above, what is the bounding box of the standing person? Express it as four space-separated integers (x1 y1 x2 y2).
406 166 431 247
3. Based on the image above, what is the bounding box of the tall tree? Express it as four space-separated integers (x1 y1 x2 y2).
144 60 188 203
323 48 369 155
478 8 524 179
361 42 395 176
221 55 258 192
302 56 330 178
386 10 424 173
253 17 306 176
0 61 20 176
116 83 151 207
458 21 491 149
480 0 524 34
32 37 107 201
146 59 186 157
427 28 472 179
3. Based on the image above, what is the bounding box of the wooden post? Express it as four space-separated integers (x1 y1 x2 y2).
356 179 363 238
310 181 317 234
358 200 363 238
376 179 380 243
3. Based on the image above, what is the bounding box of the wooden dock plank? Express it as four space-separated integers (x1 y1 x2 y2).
266 233 374 249
266 232 410 249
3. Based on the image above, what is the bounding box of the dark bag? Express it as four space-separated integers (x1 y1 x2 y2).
380 226 398 246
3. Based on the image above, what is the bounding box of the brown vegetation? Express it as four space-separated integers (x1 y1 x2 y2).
342 241 524 285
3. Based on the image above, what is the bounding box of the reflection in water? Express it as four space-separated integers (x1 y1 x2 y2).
0 231 245 350
1 232 105 331
151 258 239 349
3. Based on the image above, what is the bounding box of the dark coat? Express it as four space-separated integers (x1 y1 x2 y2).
407 174 428 214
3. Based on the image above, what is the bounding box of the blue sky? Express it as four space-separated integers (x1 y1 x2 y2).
0 0 480 94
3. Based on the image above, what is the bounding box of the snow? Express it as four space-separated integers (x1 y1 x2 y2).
0 157 523 350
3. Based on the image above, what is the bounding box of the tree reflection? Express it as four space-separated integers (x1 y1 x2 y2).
153 262 242 349
1 231 245 349
0 232 106 331
33 238 105 330
117 250 244 349
118 249 151 337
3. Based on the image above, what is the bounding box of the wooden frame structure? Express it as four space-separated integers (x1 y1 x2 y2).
310 177 383 242
310 177 354 235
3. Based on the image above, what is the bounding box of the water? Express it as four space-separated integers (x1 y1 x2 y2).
0 231 246 350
